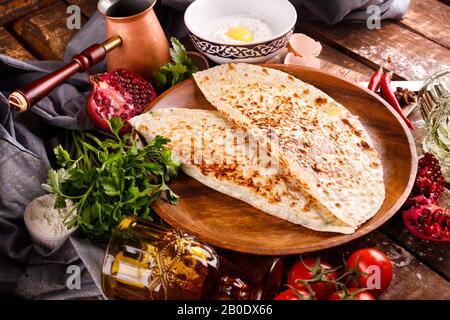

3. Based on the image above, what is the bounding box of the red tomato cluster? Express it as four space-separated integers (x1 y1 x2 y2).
274 248 393 300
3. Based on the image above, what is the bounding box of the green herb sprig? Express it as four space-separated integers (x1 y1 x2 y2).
153 37 198 93
42 118 180 240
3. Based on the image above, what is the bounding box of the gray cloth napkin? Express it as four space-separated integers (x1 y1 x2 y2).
294 0 410 25
0 13 104 299
0 0 410 300
163 0 410 25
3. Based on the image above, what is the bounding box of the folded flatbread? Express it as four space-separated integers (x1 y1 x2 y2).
130 108 355 234
193 63 385 228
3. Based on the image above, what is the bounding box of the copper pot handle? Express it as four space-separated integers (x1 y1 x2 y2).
8 36 122 113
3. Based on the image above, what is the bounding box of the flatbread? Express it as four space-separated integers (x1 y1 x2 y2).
193 63 385 228
130 108 355 234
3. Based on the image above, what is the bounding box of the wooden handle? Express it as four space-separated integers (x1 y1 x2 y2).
8 36 122 112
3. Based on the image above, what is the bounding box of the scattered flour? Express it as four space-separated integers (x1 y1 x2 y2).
356 45 450 80
387 247 413 268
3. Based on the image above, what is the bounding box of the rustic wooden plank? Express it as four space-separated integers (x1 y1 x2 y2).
317 45 418 115
0 27 34 60
319 59 367 83
297 230 450 299
397 0 450 49
318 44 372 82
65 0 97 17
297 20 450 81
382 213 450 281
0 0 58 26
11 1 86 60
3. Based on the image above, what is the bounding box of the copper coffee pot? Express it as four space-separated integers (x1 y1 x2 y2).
8 0 170 112
98 0 170 80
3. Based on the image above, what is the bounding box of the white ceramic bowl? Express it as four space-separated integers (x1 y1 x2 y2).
184 0 297 64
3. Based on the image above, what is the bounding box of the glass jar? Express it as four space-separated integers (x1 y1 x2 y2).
419 69 450 178
214 250 283 300
102 216 220 300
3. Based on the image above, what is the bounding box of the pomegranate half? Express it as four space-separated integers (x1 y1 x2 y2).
86 68 156 133
402 153 449 242
403 204 450 242
407 153 445 206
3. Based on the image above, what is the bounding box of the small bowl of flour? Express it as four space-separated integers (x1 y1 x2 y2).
24 194 78 250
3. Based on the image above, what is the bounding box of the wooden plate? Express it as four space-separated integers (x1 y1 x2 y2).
146 64 417 255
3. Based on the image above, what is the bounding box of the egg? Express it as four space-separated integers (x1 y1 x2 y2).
226 27 254 42
206 14 273 44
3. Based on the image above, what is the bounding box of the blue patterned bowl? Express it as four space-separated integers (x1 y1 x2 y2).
184 0 297 64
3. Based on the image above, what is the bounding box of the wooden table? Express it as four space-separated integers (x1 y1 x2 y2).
1 0 449 300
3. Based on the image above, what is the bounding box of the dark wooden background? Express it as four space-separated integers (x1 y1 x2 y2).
0 0 449 299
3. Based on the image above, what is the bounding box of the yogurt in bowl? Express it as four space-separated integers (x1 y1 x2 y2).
184 0 297 64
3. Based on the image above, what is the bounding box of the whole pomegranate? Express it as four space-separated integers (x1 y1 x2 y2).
86 68 156 133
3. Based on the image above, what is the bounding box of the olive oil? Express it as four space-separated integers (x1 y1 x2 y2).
102 217 220 300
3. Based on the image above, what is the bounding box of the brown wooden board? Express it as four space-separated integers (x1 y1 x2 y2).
318 43 373 82
11 1 86 60
65 0 97 17
397 0 450 49
0 26 34 60
297 20 450 81
318 58 367 83
0 0 58 26
148 64 417 255
382 213 450 282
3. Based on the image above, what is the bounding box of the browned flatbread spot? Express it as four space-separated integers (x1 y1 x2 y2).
314 97 328 106
341 118 363 137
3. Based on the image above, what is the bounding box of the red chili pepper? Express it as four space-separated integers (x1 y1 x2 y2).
367 66 383 92
380 71 415 130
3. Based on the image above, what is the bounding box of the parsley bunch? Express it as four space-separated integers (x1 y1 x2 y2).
42 118 180 240
153 37 198 93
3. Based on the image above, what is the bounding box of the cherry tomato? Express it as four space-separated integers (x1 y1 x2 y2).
346 248 393 297
287 258 337 300
274 289 317 300
328 288 376 300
